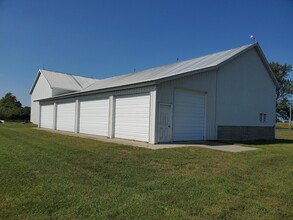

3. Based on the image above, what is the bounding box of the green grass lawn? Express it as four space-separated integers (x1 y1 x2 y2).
0 123 292 219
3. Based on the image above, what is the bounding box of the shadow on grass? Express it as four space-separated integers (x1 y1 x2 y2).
173 139 293 146
173 141 234 146
226 139 293 146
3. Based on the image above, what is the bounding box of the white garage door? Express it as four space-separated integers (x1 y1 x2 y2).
173 89 206 141
115 94 150 142
40 104 54 129
79 99 109 136
56 102 75 132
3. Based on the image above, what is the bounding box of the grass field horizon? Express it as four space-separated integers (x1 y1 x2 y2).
0 123 292 219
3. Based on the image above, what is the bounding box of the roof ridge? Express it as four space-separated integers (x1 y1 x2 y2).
40 69 98 80
81 43 255 92
132 43 255 73
97 43 255 81
70 75 83 89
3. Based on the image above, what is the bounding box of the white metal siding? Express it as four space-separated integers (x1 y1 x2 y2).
40 105 54 129
115 94 150 142
173 90 206 141
31 74 52 124
79 99 109 136
56 103 75 132
216 48 276 127
156 70 217 141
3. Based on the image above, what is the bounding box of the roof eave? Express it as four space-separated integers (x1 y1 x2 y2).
253 44 280 88
155 66 218 84
29 70 42 94
34 81 158 102
50 86 81 92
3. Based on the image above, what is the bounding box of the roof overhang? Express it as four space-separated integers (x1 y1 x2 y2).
34 81 158 102
29 70 42 94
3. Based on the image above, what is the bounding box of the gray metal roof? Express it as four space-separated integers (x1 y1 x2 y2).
30 70 98 94
35 43 278 101
80 43 255 92
71 75 99 88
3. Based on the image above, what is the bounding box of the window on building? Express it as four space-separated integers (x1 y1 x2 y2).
259 113 263 122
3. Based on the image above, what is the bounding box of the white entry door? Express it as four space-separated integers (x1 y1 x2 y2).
56 102 76 132
115 93 150 142
159 104 172 143
173 89 206 141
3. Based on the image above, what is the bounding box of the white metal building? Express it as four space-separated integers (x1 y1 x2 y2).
30 70 98 124
30 43 278 143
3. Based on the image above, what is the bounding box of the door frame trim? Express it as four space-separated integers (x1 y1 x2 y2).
158 103 173 143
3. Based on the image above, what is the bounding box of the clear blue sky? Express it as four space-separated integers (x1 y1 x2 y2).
0 0 292 106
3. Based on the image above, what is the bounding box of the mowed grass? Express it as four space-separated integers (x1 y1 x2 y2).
0 123 292 219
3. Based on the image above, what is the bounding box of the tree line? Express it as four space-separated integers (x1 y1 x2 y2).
0 93 30 121
271 62 293 121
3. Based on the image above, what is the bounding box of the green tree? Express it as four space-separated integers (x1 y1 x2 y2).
270 62 293 120
0 92 30 121
20 106 31 121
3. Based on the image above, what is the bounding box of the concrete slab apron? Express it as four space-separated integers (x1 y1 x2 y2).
37 128 258 152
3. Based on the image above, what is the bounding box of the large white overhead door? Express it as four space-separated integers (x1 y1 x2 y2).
79 99 109 136
40 104 54 129
115 94 150 142
56 102 75 132
173 89 206 141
